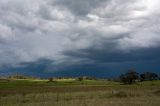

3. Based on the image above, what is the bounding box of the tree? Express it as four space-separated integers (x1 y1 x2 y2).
150 73 158 81
48 77 54 82
77 77 84 81
140 72 158 81
120 70 139 84
119 74 128 84
140 73 145 81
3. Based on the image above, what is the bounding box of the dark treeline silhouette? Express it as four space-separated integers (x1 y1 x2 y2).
140 72 158 81
119 69 159 84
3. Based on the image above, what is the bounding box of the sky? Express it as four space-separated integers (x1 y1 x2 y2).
0 0 160 78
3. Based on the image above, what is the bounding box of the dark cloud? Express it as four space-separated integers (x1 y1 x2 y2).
0 0 160 77
64 47 160 63
53 0 108 15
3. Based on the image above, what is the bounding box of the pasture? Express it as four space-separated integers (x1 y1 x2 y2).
0 79 160 106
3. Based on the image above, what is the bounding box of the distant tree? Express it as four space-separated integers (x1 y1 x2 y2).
48 77 53 82
126 70 139 84
140 74 145 81
150 73 158 81
141 72 158 81
86 76 97 80
120 70 139 84
77 77 84 81
119 74 128 84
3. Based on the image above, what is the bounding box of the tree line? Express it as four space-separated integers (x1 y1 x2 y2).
119 69 159 84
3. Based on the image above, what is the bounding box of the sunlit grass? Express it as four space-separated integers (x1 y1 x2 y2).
0 79 160 106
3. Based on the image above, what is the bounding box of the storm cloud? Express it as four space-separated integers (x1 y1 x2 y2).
0 0 160 77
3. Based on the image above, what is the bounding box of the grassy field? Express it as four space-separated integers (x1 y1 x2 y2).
0 79 160 106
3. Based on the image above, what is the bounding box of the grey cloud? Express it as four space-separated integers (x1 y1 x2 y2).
64 46 160 64
53 0 108 16
0 0 160 71
0 24 15 43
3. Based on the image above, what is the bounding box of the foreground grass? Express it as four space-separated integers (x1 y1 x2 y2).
1 89 160 106
0 79 160 106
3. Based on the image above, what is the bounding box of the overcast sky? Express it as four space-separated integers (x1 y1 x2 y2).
0 0 160 77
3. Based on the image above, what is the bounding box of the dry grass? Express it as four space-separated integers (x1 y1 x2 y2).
0 88 160 106
0 80 160 106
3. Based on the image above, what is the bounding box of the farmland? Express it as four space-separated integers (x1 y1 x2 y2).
0 79 160 106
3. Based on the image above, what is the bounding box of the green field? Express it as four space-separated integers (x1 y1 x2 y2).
0 79 160 106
